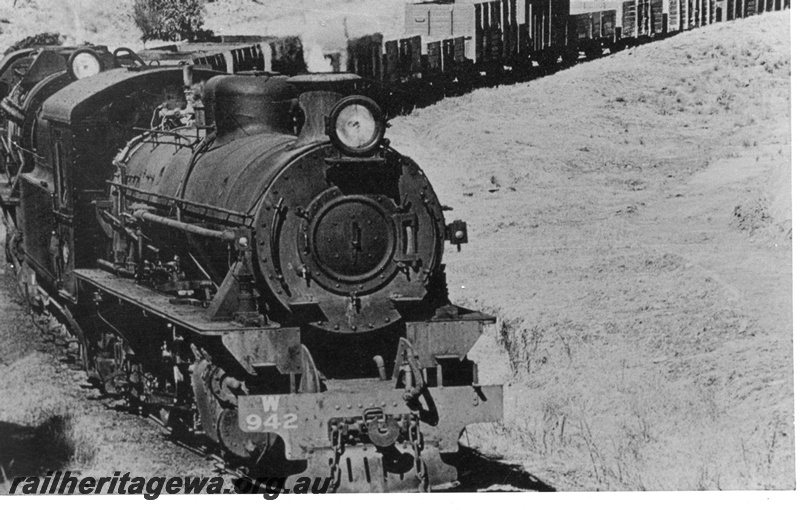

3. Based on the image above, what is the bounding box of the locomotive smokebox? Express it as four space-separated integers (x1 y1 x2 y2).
203 75 297 142
116 72 451 336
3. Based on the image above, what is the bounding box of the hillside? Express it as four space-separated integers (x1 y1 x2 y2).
206 0 406 48
389 10 792 490
0 0 402 55
0 0 139 50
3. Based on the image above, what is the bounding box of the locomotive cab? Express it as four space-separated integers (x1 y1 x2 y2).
11 66 222 300
0 46 143 267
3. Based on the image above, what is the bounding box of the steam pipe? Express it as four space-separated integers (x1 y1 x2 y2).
97 259 135 278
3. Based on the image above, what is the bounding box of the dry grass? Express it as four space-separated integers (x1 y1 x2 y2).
393 11 792 490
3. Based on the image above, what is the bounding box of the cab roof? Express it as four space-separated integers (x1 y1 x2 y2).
41 66 223 125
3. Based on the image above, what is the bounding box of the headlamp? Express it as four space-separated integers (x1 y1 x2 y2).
68 49 104 80
327 96 385 157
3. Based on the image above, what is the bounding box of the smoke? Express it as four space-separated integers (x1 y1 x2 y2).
303 38 335 73
296 15 351 73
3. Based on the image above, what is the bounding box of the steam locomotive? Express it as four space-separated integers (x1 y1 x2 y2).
0 0 786 494
0 50 502 492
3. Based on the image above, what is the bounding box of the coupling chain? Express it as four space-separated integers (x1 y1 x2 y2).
409 414 430 492
329 421 346 492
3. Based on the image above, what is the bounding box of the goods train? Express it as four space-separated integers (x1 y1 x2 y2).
135 0 788 111
0 0 787 493
348 0 788 108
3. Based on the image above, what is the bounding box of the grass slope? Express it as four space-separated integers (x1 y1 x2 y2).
389 10 792 490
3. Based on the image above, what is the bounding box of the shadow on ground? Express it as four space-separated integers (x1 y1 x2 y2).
0 415 76 490
445 447 556 492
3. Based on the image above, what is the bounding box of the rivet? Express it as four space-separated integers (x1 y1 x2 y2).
385 317 390 323
358 403 363 408
334 324 340 331
381 402 386 407
347 404 352 409
335 405 340 410
351 326 357 331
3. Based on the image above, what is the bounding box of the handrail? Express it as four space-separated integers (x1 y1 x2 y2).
132 209 237 242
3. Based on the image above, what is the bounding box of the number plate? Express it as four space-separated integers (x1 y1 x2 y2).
242 395 300 432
